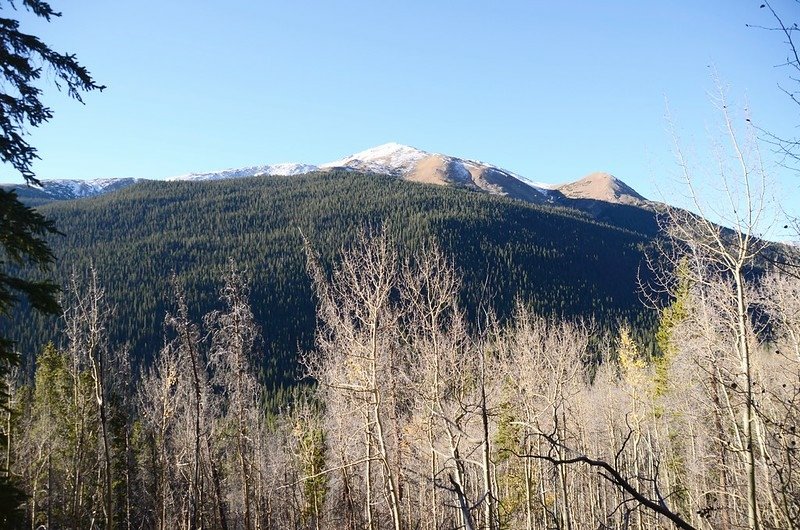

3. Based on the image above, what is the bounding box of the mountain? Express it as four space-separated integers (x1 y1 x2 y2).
320 143 555 203
7 170 660 386
3 177 144 205
1 164 318 204
557 171 647 205
1 144 648 211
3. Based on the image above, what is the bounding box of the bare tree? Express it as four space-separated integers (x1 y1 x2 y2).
164 278 212 530
138 332 183 529
495 308 593 529
753 271 800 526
654 89 774 528
400 242 491 529
748 2 800 171
62 268 115 528
519 428 697 530
205 260 262 530
304 228 404 530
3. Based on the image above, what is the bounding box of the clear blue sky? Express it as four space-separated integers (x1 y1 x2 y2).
6 1 800 229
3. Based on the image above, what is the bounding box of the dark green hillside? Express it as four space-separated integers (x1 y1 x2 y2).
9 171 658 386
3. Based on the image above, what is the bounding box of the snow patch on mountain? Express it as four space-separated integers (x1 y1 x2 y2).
320 143 429 175
168 163 318 182
449 160 473 184
515 175 560 191
27 177 145 200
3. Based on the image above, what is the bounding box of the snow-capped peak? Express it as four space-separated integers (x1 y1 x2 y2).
320 143 429 175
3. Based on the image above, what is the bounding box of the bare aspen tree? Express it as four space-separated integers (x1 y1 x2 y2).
660 91 774 528
401 246 457 524
496 308 591 529
760 271 800 360
752 271 800 526
138 335 183 529
137 268 277 530
477 333 499 530
304 229 404 530
400 243 480 529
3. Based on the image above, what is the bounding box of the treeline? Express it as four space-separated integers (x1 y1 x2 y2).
4 231 799 529
8 171 658 387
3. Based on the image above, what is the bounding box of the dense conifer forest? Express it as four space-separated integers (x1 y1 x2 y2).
8 170 659 387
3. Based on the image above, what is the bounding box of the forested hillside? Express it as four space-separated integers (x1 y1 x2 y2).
9 170 657 386
7 228 800 530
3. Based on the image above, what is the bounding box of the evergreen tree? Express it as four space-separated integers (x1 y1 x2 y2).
0 1 102 522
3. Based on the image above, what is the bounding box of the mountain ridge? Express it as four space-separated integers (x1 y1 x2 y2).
1 143 647 208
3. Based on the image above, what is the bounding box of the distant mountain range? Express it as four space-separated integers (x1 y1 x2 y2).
2 143 649 209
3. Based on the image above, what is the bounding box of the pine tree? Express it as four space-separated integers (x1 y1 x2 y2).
0 3 103 519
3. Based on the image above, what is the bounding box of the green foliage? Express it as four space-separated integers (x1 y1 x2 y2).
0 475 25 529
294 417 327 524
31 342 70 422
16 341 100 528
494 399 522 463
617 325 645 375
654 259 691 397
0 188 61 376
493 398 531 530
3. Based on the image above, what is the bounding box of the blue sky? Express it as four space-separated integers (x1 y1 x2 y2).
6 1 800 232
